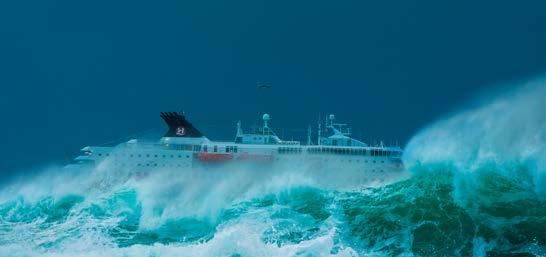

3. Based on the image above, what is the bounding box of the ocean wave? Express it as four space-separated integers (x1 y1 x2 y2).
1 79 545 256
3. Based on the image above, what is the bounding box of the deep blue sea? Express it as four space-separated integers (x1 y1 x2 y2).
1 83 545 257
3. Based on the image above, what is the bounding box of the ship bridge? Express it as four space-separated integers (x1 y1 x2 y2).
320 114 367 147
233 114 300 145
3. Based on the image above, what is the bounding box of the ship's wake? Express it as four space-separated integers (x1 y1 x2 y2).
1 79 545 257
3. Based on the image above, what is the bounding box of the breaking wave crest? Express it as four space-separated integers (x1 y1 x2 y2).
1 79 545 256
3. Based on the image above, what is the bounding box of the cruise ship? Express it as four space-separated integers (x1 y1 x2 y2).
72 112 405 187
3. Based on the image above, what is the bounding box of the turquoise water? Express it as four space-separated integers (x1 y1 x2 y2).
1 83 545 256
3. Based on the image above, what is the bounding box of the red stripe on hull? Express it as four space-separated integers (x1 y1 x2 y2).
197 153 233 162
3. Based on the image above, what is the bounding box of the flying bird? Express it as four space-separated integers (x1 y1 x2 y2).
257 82 271 89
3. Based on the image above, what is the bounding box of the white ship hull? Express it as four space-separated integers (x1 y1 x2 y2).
71 112 406 189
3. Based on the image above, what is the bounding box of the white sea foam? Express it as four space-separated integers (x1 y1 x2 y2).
404 77 546 194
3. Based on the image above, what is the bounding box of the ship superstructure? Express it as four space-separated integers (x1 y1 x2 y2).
72 112 405 186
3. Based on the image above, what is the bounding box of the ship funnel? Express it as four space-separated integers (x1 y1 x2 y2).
160 112 204 138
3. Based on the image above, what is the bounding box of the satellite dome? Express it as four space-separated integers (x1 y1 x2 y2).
329 114 335 121
263 113 271 121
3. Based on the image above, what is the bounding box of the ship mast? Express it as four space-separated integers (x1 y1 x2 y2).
263 113 270 144
307 125 312 145
317 122 322 145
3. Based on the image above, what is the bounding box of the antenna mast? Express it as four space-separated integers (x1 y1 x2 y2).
307 125 312 145
317 122 322 146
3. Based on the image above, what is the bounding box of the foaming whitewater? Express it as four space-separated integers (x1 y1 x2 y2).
1 79 546 257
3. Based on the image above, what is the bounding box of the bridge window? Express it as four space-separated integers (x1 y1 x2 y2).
203 145 208 152
213 145 218 152
332 139 337 146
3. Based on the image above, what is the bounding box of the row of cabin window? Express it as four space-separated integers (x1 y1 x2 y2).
225 146 238 153
278 147 303 154
96 153 191 158
307 147 402 157
170 144 201 151
202 145 238 153
135 163 190 167
370 149 401 157
307 147 365 155
330 139 352 146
